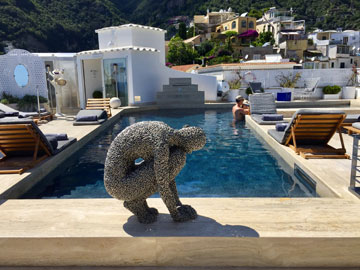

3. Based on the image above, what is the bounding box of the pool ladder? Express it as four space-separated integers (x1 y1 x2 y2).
350 134 360 197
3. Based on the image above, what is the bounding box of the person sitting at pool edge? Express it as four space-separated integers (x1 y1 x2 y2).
232 95 249 121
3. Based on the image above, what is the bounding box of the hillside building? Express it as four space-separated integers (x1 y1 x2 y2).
256 7 307 61
306 29 360 69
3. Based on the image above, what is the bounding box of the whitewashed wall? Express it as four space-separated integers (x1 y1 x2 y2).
130 51 217 104
216 68 354 98
0 49 47 99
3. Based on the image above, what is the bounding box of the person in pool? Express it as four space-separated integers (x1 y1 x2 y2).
232 95 249 122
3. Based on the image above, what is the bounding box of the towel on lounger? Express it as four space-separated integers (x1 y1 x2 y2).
276 123 288 132
262 114 284 121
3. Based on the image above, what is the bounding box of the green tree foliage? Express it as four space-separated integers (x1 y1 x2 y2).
248 9 263 19
178 22 187 40
1 0 360 52
186 26 195 39
252 31 275 47
195 40 214 56
224 30 237 51
167 36 198 65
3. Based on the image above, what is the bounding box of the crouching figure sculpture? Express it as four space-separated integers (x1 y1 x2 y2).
104 121 206 224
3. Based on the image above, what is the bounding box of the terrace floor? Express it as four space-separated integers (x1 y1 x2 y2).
0 103 360 267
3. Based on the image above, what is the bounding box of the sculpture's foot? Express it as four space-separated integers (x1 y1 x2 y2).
171 205 197 222
124 200 158 224
147 207 159 216
137 212 158 224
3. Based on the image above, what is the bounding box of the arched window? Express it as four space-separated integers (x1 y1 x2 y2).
241 20 246 28
249 21 254 29
232 21 236 29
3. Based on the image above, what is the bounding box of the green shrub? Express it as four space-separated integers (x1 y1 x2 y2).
93 90 103 98
17 95 48 111
2 93 20 103
322 85 341 94
1 99 9 104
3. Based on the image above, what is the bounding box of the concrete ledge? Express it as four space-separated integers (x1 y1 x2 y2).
0 198 360 267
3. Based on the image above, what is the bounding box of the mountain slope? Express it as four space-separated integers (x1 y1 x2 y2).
1 0 360 53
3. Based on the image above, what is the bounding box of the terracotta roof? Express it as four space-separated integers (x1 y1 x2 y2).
183 35 201 43
171 64 200 72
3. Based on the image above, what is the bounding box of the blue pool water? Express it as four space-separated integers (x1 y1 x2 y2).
22 109 316 198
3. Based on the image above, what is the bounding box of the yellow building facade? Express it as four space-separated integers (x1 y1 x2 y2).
216 17 257 34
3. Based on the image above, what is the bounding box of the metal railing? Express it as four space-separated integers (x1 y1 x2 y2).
350 135 360 196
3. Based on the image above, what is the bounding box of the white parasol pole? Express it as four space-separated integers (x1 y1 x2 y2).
36 85 41 119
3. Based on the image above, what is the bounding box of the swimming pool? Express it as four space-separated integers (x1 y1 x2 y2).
22 109 316 198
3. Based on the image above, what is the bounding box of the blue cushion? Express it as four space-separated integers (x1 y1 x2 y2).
4 111 19 117
45 133 68 141
276 123 288 132
45 135 58 150
76 115 98 121
262 114 284 121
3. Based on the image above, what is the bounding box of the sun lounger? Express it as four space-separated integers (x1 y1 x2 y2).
249 93 287 125
0 118 76 174
73 109 108 126
342 114 360 127
86 98 112 117
249 82 263 94
344 122 360 135
268 109 348 159
0 103 53 121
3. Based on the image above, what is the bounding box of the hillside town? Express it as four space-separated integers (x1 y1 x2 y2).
166 7 360 69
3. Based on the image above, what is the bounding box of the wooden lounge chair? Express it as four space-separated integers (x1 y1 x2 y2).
268 109 349 159
344 122 360 135
0 119 76 174
86 98 112 117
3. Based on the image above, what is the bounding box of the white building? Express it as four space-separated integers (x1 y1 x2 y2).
76 24 217 108
256 7 306 46
307 29 360 68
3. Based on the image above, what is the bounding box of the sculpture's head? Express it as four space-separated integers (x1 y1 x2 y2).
175 126 206 153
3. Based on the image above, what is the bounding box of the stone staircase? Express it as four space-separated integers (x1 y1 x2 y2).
156 78 204 107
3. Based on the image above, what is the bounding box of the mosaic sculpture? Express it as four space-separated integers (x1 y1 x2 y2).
104 121 206 224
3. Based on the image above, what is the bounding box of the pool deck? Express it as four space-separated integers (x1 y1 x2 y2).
0 104 360 267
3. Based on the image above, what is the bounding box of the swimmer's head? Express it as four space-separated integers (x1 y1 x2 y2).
175 126 206 153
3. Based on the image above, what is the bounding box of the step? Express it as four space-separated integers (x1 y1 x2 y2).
0 198 359 267
169 77 192 86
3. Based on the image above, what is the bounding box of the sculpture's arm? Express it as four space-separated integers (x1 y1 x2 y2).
154 143 179 216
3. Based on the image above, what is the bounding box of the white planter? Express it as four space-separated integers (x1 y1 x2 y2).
342 86 356 99
228 89 241 102
323 93 341 100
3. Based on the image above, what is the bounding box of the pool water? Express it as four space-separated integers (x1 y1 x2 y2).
22 109 316 199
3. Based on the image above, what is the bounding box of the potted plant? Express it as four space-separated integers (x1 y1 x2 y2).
322 85 342 100
276 72 301 101
226 71 242 101
342 66 358 99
